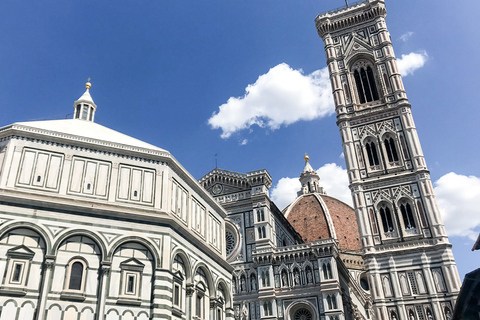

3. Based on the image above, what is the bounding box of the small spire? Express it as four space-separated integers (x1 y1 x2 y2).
73 79 97 121
298 153 325 196
303 153 315 174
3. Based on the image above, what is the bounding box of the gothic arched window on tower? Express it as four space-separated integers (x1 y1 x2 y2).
400 202 417 232
353 65 379 104
379 206 395 236
384 137 399 163
365 141 380 167
323 263 333 280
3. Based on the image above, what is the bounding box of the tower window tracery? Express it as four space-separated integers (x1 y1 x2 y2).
400 202 416 230
365 141 380 166
384 137 399 163
353 64 379 104
379 205 395 234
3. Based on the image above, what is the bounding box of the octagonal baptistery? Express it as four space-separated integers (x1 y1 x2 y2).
0 82 233 320
283 157 362 252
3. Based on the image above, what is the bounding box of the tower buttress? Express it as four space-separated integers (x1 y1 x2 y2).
315 1 459 318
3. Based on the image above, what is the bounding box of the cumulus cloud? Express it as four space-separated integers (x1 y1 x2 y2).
270 163 352 211
397 51 428 76
400 31 414 42
240 139 248 146
208 63 334 139
434 173 480 240
269 163 480 240
270 177 301 211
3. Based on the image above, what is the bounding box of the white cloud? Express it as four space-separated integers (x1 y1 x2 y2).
397 51 428 76
208 63 334 139
270 163 352 211
316 163 352 205
434 172 480 240
400 31 414 42
240 139 248 146
270 163 480 241
270 177 301 211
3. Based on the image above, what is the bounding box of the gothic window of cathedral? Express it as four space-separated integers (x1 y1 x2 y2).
256 209 265 222
364 139 381 169
261 271 270 287
322 263 333 280
378 204 396 237
326 294 338 310
263 301 273 316
383 136 400 165
399 201 417 233
258 226 266 239
352 62 379 104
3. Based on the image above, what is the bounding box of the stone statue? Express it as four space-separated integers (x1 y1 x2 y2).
282 272 288 287
294 271 300 285
251 276 257 291
307 269 313 283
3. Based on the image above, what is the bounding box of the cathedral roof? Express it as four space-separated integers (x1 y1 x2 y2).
8 119 167 152
283 183 361 251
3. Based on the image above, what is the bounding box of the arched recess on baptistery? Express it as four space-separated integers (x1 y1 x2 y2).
47 228 104 317
106 237 157 314
192 262 215 294
52 229 107 258
0 223 49 308
215 278 232 309
107 236 160 267
0 221 51 253
286 300 318 320
171 248 192 282
192 263 214 320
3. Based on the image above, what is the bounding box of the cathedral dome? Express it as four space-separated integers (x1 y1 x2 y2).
283 157 361 251
284 193 361 251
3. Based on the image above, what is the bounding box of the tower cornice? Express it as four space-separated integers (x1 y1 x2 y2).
315 0 386 39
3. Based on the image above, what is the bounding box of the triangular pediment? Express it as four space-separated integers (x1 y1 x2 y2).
344 35 374 60
120 257 145 271
7 245 35 259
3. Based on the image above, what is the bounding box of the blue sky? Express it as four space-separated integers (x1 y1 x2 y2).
1 0 480 280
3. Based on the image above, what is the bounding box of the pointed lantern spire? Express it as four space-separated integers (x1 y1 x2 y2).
298 154 325 196
73 79 97 121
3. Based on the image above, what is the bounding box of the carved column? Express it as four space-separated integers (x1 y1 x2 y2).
95 261 111 320
186 283 195 319
36 255 55 320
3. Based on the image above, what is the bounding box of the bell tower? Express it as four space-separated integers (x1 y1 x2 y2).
315 1 460 320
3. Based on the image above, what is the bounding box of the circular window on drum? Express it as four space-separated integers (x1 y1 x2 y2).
294 309 313 320
226 230 236 256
